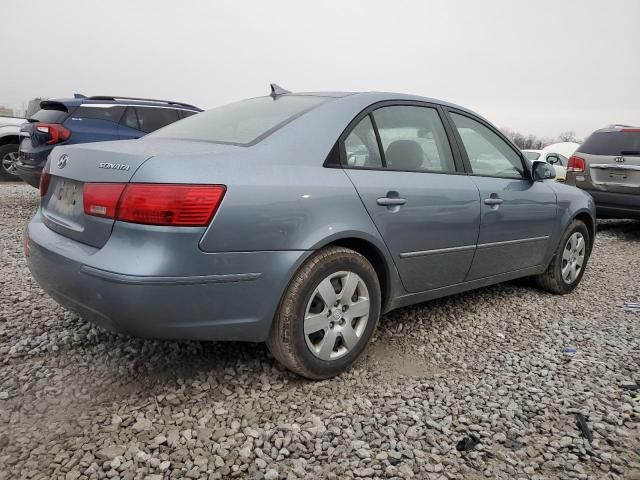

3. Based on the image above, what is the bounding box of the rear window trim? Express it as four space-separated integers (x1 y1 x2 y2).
147 95 331 147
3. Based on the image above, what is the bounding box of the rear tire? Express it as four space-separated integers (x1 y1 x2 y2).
0 144 20 180
267 246 381 380
533 220 591 294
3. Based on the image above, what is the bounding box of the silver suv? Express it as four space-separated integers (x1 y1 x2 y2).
566 125 640 219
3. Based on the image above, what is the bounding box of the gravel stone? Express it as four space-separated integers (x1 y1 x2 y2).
1 183 640 479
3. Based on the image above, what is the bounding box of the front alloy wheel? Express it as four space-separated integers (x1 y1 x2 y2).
561 232 586 284
533 219 591 294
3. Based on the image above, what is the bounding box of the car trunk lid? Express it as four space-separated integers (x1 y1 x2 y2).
41 139 229 248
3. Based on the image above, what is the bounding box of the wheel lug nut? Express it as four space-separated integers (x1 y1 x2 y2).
342 305 348 312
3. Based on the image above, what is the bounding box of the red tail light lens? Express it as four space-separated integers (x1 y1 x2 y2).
39 161 51 197
83 183 127 218
36 123 71 145
118 184 226 226
83 183 226 226
567 155 585 173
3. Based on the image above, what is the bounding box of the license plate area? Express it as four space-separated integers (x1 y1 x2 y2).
48 179 83 219
609 171 628 180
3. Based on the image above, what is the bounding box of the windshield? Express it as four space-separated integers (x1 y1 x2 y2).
523 151 541 160
148 95 331 146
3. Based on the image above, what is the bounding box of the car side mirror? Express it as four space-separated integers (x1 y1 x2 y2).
546 154 559 165
532 160 556 181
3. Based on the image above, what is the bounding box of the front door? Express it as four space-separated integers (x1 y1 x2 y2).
448 111 557 280
341 104 481 293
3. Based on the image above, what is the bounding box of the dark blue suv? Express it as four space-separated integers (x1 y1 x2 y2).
16 95 201 187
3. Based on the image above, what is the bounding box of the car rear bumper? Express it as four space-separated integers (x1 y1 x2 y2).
584 189 640 219
26 211 309 342
16 163 42 187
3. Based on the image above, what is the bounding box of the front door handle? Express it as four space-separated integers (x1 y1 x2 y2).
484 197 503 206
377 197 407 206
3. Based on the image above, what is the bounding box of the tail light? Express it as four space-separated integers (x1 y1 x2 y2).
36 123 71 145
83 183 226 226
39 160 51 197
567 155 585 173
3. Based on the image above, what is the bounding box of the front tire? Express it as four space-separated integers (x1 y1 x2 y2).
533 220 591 294
267 246 381 380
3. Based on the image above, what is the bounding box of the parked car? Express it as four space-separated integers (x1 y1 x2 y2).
522 149 569 181
25 88 596 379
0 115 26 179
566 125 640 219
16 95 201 187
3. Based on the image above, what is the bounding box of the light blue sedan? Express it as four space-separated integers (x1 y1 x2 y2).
25 85 595 379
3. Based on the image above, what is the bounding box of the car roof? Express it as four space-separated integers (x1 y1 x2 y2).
594 124 640 133
43 95 201 111
270 91 484 120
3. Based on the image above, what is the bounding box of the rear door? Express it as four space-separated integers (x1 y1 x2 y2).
575 129 640 194
447 111 557 280
341 102 481 293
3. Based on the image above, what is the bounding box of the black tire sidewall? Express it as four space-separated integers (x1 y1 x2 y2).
554 221 591 293
289 253 381 378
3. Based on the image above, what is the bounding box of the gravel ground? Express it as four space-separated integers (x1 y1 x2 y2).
1 182 639 480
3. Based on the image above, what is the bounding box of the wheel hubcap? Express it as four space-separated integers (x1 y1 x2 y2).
1 152 19 176
304 271 370 361
561 232 586 284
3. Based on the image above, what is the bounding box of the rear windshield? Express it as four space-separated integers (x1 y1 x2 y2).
148 95 330 146
523 151 540 160
579 131 640 155
30 108 69 124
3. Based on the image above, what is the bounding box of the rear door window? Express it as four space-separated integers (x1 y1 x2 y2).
135 107 183 133
579 130 640 155
373 106 455 173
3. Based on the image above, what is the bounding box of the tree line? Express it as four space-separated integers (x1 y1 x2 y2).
500 129 581 150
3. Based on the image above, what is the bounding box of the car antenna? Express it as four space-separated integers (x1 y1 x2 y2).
73 93 86 99
270 83 291 98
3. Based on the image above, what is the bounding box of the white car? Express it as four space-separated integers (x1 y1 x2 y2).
522 142 580 182
0 116 26 179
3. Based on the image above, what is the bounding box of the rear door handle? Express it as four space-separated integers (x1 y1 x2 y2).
377 197 407 206
484 197 503 206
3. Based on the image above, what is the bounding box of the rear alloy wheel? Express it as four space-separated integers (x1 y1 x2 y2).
267 246 381 379
533 220 591 294
0 144 20 180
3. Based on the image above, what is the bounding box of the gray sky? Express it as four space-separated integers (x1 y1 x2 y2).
2 0 639 138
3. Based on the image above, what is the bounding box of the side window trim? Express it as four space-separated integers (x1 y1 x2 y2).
368 113 387 168
332 100 467 174
444 108 530 180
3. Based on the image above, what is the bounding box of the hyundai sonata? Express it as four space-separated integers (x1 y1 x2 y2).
25 86 596 379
